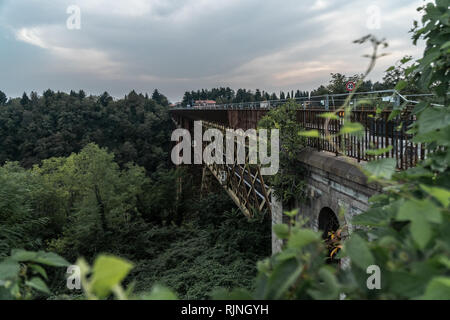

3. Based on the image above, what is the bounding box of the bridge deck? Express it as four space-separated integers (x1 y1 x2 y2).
171 108 422 170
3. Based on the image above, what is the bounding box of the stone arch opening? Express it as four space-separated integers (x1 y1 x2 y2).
318 207 340 264
318 207 340 239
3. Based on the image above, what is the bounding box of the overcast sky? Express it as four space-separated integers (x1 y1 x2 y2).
0 0 426 102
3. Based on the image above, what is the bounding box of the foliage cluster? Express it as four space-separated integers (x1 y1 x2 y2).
0 89 172 173
258 101 308 207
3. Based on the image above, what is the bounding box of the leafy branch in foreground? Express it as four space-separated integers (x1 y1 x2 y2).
0 249 69 299
73 254 177 300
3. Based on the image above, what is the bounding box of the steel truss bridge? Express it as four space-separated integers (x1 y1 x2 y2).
170 90 434 217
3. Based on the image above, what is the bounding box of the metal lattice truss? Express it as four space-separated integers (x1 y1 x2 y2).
202 121 273 218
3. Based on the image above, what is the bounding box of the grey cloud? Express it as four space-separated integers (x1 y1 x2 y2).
0 0 425 102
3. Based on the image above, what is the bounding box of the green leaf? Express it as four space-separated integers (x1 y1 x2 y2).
298 130 319 138
352 207 393 227
10 249 38 262
365 146 393 156
273 224 290 240
276 248 299 262
33 251 70 267
284 209 299 218
413 125 450 146
388 109 401 121
417 107 450 135
438 256 450 269
378 235 399 248
265 258 303 299
0 260 20 281
287 229 321 249
418 277 450 300
356 99 373 106
400 56 412 64
363 158 397 180
412 101 428 115
398 199 442 224
256 259 271 274
76 258 91 277
388 271 430 298
25 277 51 295
441 41 450 50
340 122 364 135
420 185 450 208
436 0 449 10
318 112 338 120
397 200 441 249
399 166 433 179
411 219 431 250
395 80 408 91
90 255 133 299
29 264 48 280
307 267 340 300
345 234 374 270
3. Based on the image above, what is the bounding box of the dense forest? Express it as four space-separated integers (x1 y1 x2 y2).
0 88 270 299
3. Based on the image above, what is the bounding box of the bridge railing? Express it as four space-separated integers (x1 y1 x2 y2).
173 90 435 111
171 90 443 170
297 109 424 170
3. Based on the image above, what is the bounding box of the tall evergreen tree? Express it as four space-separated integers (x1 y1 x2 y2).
152 89 162 103
0 90 6 106
151 89 169 106
99 91 113 107
20 92 30 106
255 89 262 101
30 92 39 106
78 90 86 100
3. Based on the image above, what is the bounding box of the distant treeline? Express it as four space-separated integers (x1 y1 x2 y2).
181 68 421 106
181 87 310 106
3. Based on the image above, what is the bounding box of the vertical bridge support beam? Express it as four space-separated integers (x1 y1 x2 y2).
271 193 283 255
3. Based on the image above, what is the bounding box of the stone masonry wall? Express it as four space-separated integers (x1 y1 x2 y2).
271 148 381 254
